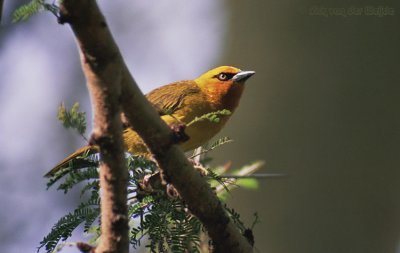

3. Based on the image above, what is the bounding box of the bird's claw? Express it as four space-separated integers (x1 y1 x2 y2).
170 123 190 144
188 159 209 176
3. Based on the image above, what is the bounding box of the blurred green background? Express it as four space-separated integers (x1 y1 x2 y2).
1 1 399 253
218 1 400 253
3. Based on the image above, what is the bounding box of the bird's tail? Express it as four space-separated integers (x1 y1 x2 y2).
45 145 98 177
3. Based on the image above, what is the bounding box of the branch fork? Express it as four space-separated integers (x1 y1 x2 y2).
58 1 253 252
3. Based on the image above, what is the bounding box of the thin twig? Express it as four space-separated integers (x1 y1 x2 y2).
220 173 287 179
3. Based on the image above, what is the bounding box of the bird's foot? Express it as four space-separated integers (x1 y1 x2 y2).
188 158 208 176
170 123 190 144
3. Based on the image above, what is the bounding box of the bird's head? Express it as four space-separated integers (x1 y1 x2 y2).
195 66 255 109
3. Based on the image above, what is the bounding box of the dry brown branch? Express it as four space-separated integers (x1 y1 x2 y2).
58 0 252 252
58 1 129 253
0 0 3 23
76 242 96 253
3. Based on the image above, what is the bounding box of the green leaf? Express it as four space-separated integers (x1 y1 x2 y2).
13 0 59 22
190 136 233 159
237 178 259 189
13 0 43 22
187 109 231 126
57 102 87 136
38 199 100 253
43 152 256 252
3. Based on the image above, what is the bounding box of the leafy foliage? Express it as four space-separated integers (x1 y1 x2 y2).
57 103 87 136
38 193 100 252
129 196 202 253
41 155 205 253
46 152 97 190
40 108 260 252
41 152 260 252
57 167 99 194
187 109 231 126
13 0 59 22
236 178 259 189
190 136 233 159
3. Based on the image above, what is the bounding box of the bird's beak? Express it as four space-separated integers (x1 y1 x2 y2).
232 70 255 82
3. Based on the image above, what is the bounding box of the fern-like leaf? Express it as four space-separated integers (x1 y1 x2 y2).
38 198 100 253
57 167 99 194
13 0 43 22
42 148 258 252
190 136 233 159
13 0 59 22
187 109 231 126
57 102 87 136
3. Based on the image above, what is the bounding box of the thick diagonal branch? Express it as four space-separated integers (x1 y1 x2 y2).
59 1 252 252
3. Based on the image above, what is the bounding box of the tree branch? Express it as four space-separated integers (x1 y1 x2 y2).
0 0 3 23
58 1 129 253
59 0 252 252
119 38 253 253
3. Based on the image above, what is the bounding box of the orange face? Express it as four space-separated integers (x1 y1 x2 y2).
195 66 255 110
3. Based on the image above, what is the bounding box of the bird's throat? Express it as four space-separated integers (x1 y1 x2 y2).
206 83 244 112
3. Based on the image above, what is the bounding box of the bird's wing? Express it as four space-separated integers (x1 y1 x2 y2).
145 80 200 116
121 80 200 130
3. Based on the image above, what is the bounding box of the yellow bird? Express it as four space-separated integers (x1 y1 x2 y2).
46 66 255 177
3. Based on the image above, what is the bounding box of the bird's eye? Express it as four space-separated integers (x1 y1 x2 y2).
217 73 228 81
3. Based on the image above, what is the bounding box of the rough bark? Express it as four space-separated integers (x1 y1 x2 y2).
58 0 252 252
59 1 129 253
0 0 3 22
